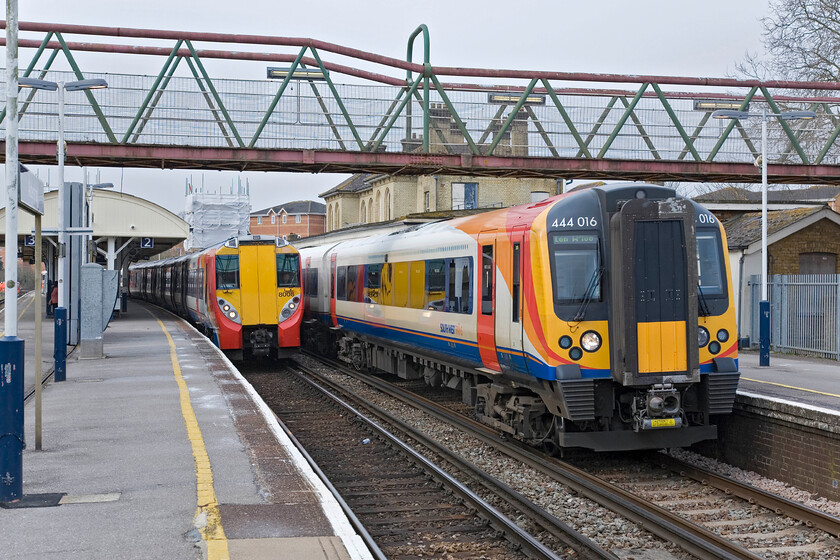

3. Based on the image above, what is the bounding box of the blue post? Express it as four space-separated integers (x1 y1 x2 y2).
759 299 770 367
0 336 25 502
54 307 67 382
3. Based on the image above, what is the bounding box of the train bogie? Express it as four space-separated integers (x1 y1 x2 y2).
300 183 740 452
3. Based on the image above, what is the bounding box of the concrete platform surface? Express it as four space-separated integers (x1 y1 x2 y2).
0 300 373 560
737 350 840 412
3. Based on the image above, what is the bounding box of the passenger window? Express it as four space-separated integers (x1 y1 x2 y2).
305 269 318 297
365 264 382 303
215 255 239 290
448 257 472 314
426 259 446 310
336 267 347 300
481 246 493 315
409 261 425 309
512 243 521 323
393 262 409 307
381 263 394 306
346 265 359 302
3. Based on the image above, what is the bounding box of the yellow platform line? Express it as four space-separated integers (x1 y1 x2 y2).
154 314 230 560
741 377 840 399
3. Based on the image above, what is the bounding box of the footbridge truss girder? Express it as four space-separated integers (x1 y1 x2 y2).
2 21 840 184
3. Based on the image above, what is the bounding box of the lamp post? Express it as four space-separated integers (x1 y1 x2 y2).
19 77 108 381
712 108 816 367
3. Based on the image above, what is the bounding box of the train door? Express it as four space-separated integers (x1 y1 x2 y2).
330 252 338 327
634 220 688 374
477 232 501 372
239 244 277 325
304 257 312 316
503 226 529 375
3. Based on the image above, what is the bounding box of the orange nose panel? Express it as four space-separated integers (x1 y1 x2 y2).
637 321 687 373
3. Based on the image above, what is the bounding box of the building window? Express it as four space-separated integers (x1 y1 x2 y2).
257 216 262 225
282 214 287 224
385 189 391 220
271 214 276 225
424 191 430 212
296 214 302 223
452 182 478 210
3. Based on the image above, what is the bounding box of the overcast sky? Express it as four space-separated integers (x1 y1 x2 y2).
15 0 771 215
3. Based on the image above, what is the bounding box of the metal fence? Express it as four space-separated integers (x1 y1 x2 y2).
2 68 839 164
749 274 840 360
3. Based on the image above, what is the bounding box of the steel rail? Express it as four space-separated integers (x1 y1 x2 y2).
266 405 388 560
287 363 566 560
305 352 764 560
293 359 615 560
654 453 840 538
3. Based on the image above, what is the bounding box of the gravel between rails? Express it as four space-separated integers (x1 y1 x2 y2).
298 355 695 559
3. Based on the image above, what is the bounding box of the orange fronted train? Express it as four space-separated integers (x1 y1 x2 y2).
299 183 739 452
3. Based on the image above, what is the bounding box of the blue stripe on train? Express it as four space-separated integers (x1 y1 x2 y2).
316 311 612 381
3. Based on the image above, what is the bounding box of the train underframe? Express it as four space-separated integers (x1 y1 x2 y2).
303 320 739 452
214 324 295 361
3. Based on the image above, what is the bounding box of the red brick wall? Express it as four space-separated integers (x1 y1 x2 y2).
694 394 840 501
249 214 325 239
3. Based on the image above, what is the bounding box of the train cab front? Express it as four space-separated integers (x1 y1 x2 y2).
606 185 740 449
531 184 739 451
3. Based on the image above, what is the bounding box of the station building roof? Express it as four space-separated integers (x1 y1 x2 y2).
0 188 189 262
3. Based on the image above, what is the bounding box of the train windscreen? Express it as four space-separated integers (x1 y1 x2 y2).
696 231 725 296
549 233 601 304
215 255 239 290
276 254 300 287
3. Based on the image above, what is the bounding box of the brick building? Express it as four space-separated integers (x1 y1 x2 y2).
249 200 326 240
723 206 840 338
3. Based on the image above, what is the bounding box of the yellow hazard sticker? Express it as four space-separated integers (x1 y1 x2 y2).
650 418 676 428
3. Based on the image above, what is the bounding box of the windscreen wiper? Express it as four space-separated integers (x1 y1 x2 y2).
697 283 712 317
573 266 603 323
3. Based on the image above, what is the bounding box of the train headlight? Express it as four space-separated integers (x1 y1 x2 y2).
717 329 729 342
279 294 299 323
580 331 602 352
698 327 710 347
217 297 240 324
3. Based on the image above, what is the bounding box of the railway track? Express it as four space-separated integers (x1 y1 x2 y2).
243 363 596 560
297 351 840 560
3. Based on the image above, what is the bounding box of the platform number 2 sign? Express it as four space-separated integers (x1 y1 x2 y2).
141 237 154 249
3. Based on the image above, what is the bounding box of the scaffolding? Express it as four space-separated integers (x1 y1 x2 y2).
184 179 250 251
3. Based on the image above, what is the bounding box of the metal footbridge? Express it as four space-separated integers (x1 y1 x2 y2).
3 21 840 184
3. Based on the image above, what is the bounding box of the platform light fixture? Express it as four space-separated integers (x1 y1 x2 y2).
712 107 816 367
266 67 328 80
488 93 546 105
693 99 748 111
